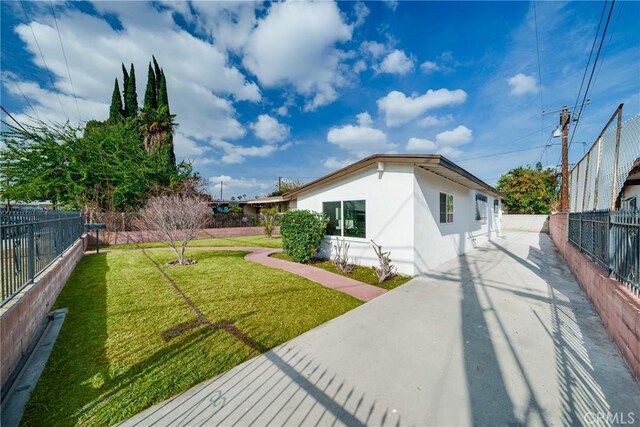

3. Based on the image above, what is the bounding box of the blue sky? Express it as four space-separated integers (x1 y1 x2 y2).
2 1 639 198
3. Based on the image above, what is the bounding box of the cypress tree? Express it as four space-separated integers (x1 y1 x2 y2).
152 56 162 86
157 69 169 113
109 78 123 122
125 63 138 117
121 64 129 116
143 63 157 111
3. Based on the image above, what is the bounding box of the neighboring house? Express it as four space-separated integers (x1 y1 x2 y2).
241 196 290 215
618 158 640 210
285 154 502 275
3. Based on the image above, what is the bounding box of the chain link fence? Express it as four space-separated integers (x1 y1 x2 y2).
569 112 640 212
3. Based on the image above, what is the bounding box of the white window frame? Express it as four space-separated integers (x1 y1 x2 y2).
322 200 367 239
439 192 454 224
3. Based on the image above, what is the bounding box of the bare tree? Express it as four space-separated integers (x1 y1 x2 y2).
136 194 209 265
371 240 397 282
333 238 356 273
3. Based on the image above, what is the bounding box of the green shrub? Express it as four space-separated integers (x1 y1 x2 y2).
260 207 279 238
280 210 328 263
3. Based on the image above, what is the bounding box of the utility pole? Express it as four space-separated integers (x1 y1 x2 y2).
278 176 282 193
561 106 570 212
220 180 223 200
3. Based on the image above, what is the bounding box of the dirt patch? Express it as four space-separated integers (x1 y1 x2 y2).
166 259 198 266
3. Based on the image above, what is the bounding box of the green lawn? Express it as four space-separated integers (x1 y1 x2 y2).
270 252 412 291
21 248 360 426
108 234 282 250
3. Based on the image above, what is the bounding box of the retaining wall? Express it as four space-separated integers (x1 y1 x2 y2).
549 213 640 380
86 226 278 246
501 214 549 233
0 237 86 390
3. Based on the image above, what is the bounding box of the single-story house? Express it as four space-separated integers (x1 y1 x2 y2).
618 157 640 210
284 154 503 276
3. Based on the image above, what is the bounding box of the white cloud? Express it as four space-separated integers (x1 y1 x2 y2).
435 125 473 146
189 2 259 53
406 137 436 151
420 60 440 73
327 112 394 156
7 3 260 149
417 115 453 128
242 0 353 111
361 41 386 59
436 146 464 158
209 175 271 199
250 114 290 142
173 134 209 158
353 60 367 73
383 0 399 11
210 140 279 164
508 73 539 96
323 157 357 169
377 49 415 75
356 111 373 127
406 125 472 157
377 89 467 126
353 2 370 27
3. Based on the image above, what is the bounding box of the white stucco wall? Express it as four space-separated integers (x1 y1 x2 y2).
293 163 501 276
295 163 416 275
413 167 501 275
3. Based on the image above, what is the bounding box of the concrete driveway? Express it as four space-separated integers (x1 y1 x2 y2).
121 232 639 426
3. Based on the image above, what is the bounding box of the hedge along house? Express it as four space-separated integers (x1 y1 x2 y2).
285 154 503 276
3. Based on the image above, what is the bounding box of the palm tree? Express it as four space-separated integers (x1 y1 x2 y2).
137 105 177 153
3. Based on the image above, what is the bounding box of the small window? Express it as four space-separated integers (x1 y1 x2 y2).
494 199 500 214
440 192 454 223
476 194 488 220
622 197 636 210
322 201 341 236
344 200 366 238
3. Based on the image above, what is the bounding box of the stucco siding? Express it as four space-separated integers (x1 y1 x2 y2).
413 167 501 274
295 163 416 275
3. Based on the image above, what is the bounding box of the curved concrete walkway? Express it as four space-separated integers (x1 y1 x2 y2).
93 246 387 302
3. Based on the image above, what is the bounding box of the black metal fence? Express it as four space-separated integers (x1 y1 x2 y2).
1 210 84 306
568 209 640 294
610 210 640 293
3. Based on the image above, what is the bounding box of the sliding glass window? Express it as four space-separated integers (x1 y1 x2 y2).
322 200 366 238
343 200 366 238
322 202 342 236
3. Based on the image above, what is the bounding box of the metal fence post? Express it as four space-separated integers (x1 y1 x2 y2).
28 223 35 283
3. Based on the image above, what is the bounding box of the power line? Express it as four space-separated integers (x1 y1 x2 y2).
591 0 623 101
569 0 616 149
19 0 68 119
50 0 81 121
454 123 556 165
554 1 609 167
456 144 559 163
1 105 29 132
10 79 41 121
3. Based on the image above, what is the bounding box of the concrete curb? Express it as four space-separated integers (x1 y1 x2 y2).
1 308 68 427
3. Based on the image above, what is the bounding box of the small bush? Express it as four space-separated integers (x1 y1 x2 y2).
281 210 328 263
260 207 279 238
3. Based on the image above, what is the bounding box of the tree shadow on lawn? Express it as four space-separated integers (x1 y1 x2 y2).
23 247 360 426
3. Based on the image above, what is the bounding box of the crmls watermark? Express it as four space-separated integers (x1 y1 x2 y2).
584 411 636 425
